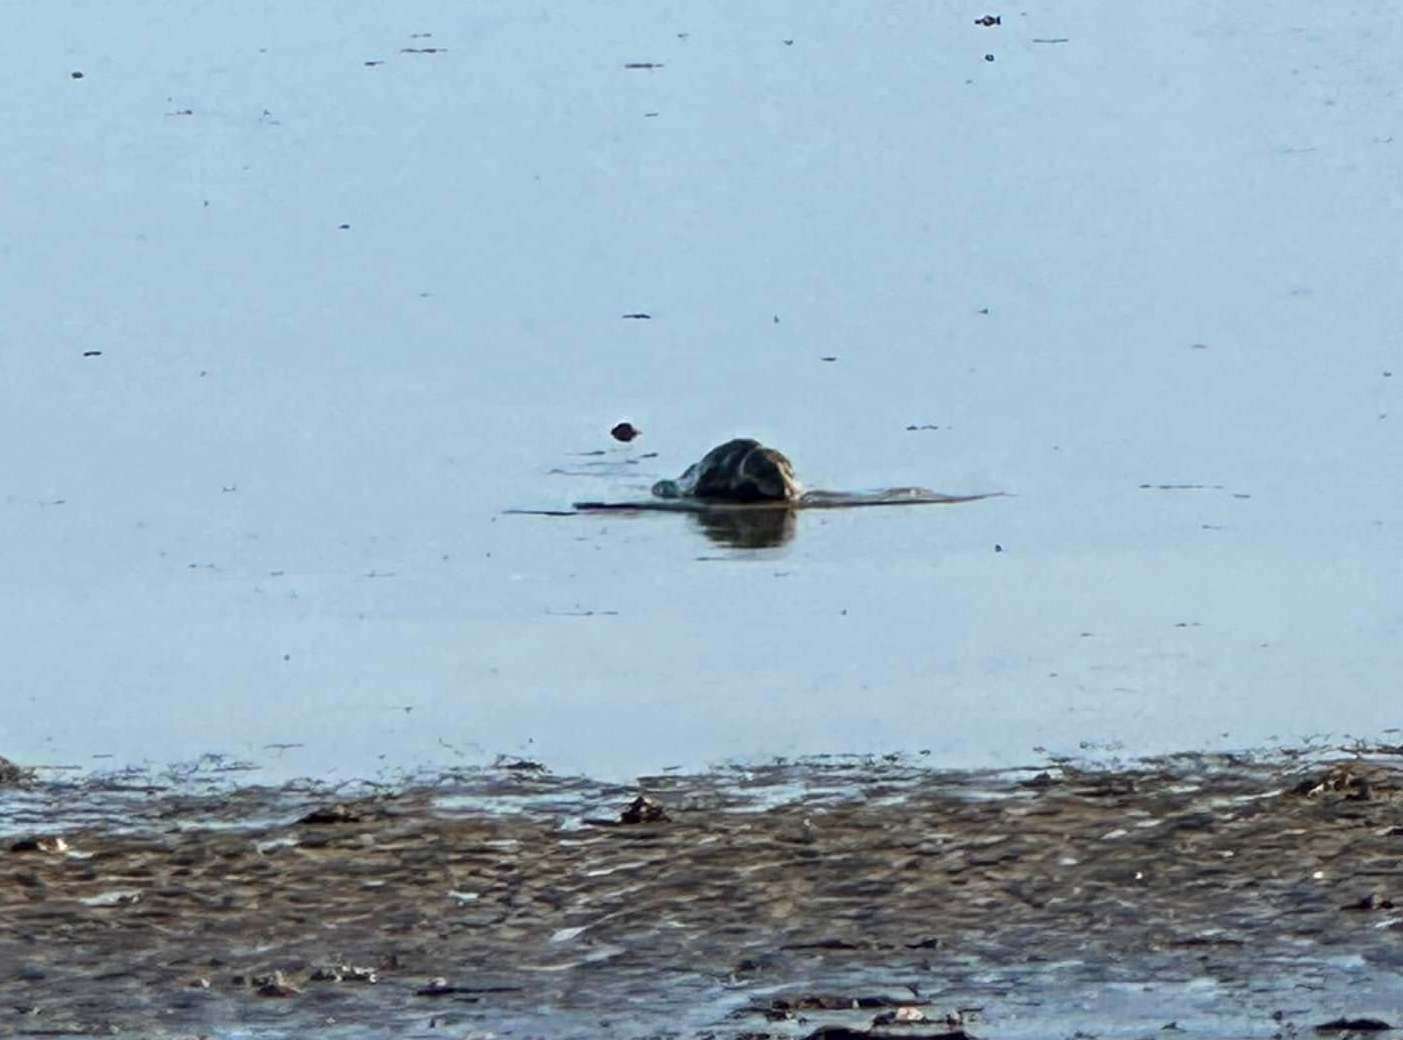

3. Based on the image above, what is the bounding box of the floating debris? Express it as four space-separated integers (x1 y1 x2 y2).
611 421 641 442
82 350 103 357
624 62 663 69
974 15 1001 26
621 312 651 319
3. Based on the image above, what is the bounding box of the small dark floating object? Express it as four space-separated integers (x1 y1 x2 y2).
620 795 670 824
984 53 995 61
83 350 102 357
1314 1019 1392 1034
621 312 651 319
974 15 1001 25
783 39 795 45
820 355 838 362
71 71 84 79
624 62 663 69
364 60 385 66
400 47 445 54
338 223 350 229
1032 37 1070 43
906 424 939 431
611 421 641 443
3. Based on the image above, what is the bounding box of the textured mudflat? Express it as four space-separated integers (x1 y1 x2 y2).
3 752 1402 1038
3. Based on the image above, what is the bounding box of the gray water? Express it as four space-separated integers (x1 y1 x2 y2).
2 1 1399 785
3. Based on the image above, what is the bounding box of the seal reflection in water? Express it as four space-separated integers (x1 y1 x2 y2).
651 438 802 503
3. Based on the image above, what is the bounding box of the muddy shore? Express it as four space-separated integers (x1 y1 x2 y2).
3 751 1402 1038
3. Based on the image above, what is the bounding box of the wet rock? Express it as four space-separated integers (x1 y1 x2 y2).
297 803 364 825
620 794 670 824
10 836 69 855
493 755 546 772
1314 1019 1391 1033
611 422 641 442
1294 765 1382 801
310 963 377 983
253 971 301 997
801 1028 975 1040
0 755 32 785
872 1005 938 1025
1342 892 1396 911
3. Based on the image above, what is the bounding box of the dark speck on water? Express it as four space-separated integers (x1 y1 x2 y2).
621 312 651 319
82 350 102 357
70 70 83 79
624 62 664 69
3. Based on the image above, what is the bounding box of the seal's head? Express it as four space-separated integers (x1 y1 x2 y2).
652 439 802 502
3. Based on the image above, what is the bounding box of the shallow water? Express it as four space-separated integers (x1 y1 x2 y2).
1 1 1400 791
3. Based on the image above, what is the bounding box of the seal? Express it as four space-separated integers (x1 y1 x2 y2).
651 438 802 502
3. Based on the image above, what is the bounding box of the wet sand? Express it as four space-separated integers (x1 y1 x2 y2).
4 750 1403 1038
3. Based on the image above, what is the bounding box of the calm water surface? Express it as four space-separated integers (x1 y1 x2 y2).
1 1 1399 784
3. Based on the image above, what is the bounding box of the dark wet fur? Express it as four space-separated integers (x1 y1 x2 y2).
655 438 801 502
